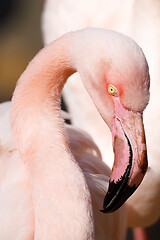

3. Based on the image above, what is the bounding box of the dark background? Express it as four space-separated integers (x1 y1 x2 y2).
0 0 43 102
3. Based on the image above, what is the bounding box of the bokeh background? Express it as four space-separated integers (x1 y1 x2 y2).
0 0 43 102
0 1 159 239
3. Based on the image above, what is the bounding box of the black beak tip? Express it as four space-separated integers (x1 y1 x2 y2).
100 209 106 213
100 179 138 214
100 208 111 213
100 133 139 214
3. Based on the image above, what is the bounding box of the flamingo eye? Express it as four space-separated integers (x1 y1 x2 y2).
108 84 118 96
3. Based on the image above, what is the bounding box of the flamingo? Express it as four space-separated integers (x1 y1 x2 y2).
0 101 127 239
0 101 34 239
42 0 160 230
1 28 149 239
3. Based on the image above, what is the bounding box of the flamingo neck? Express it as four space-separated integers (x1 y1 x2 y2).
11 33 94 239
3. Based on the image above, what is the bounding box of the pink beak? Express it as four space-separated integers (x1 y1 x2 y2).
101 98 148 213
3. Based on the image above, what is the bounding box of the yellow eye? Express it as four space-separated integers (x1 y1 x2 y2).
108 84 118 96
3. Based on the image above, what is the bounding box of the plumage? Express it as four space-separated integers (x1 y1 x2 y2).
0 102 126 240
1 28 149 239
42 0 160 227
0 102 34 239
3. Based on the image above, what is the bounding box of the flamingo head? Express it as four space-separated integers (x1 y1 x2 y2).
72 28 150 212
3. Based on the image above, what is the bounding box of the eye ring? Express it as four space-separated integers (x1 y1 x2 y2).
108 84 118 96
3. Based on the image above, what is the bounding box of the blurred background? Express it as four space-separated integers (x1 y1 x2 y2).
0 0 43 102
0 0 159 239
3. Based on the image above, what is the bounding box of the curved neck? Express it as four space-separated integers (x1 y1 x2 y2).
12 34 76 156
11 33 94 239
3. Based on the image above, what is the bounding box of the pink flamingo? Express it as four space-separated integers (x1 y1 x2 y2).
42 1 160 239
42 0 160 228
1 28 149 239
0 101 127 239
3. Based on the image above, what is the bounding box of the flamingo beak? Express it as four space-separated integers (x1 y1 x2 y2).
101 98 148 213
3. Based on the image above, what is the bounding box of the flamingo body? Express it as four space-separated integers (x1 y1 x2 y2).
0 102 34 240
0 102 126 240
